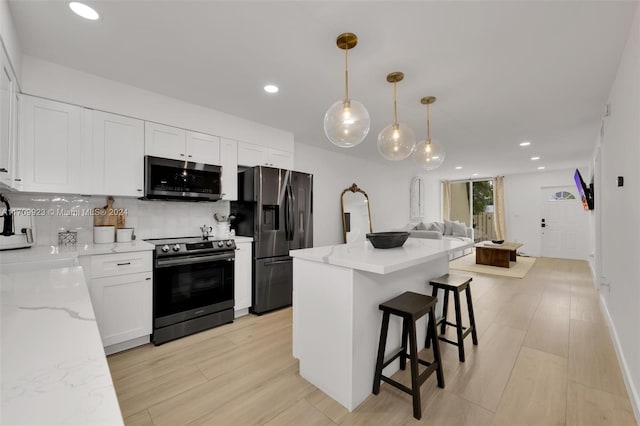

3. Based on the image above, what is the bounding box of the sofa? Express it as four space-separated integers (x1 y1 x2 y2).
399 220 474 260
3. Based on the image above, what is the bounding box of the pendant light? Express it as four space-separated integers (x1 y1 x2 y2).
377 72 416 161
324 33 371 148
412 96 445 170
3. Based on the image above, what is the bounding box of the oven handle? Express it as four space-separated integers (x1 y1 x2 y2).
155 252 235 268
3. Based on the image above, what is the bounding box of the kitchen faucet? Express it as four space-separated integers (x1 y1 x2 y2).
0 194 14 236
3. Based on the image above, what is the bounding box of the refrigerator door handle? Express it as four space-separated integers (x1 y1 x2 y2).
286 184 294 241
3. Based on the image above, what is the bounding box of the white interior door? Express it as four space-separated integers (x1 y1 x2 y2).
540 185 589 260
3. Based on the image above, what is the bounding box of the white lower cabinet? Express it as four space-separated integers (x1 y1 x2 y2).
234 241 252 315
79 250 153 354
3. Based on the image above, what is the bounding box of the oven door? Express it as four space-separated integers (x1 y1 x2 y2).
154 251 234 328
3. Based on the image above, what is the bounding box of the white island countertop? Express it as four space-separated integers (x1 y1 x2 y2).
290 237 473 274
1 267 123 425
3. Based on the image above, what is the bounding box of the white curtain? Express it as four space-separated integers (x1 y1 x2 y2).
442 180 451 221
492 176 506 240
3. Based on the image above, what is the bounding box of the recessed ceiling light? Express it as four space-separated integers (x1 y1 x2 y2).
472 173 478 176
537 166 545 170
264 84 279 94
531 156 540 161
455 166 463 170
520 141 531 147
69 2 100 20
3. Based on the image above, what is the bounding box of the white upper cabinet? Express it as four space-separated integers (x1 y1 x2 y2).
145 122 221 165
0 47 17 187
220 138 238 200
18 95 82 193
186 130 220 165
144 121 186 161
237 141 294 170
83 110 144 196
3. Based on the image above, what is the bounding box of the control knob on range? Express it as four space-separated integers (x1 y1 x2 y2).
172 244 181 252
217 241 224 248
226 240 232 247
161 245 170 253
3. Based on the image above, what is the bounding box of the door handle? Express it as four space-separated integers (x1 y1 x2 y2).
265 260 291 266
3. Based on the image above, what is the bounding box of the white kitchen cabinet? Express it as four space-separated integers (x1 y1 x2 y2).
144 121 186 161
145 122 221 165
186 130 220 164
83 110 144 196
18 95 83 193
79 250 153 354
237 141 293 169
0 46 17 187
220 137 238 200
234 240 252 315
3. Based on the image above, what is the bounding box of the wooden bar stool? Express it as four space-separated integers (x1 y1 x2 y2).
425 273 478 362
373 291 445 420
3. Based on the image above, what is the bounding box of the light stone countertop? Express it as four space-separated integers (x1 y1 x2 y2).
1 266 123 425
290 237 474 274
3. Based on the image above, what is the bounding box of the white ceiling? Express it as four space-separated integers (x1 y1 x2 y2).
8 1 637 179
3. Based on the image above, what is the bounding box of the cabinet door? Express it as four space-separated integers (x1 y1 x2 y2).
0 47 16 186
91 271 152 347
234 241 252 312
144 121 186 161
220 137 237 200
268 148 294 170
186 130 220 164
85 110 144 196
237 141 267 167
19 95 82 193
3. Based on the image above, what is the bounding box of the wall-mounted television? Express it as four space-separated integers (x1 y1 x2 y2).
574 168 594 211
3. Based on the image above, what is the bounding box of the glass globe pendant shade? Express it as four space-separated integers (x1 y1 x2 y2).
377 122 416 161
413 138 445 170
324 100 371 148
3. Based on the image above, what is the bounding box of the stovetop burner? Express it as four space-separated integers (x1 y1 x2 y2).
145 236 236 257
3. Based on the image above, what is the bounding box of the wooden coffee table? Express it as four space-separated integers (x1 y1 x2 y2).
475 242 523 268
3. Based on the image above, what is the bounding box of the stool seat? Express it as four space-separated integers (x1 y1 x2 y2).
429 273 472 290
373 291 445 420
426 273 478 362
379 291 437 319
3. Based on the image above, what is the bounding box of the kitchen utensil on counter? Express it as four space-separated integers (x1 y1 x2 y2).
0 205 35 251
93 196 126 228
116 228 134 242
94 226 115 244
58 230 78 246
214 222 230 239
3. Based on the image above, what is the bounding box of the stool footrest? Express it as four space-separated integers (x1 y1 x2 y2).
438 336 460 346
462 327 474 339
380 357 437 397
382 348 406 369
381 376 413 396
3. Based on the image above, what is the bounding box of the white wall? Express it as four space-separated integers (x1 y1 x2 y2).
294 143 416 247
597 4 640 419
504 167 590 257
0 0 21 84
3 192 230 246
21 56 292 151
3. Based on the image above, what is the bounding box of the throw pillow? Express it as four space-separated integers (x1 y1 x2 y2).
443 220 453 235
451 221 468 237
413 222 428 231
427 221 445 234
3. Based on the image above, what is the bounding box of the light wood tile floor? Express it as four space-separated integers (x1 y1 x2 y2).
108 257 636 425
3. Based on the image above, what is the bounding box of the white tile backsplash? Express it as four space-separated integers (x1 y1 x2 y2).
2 193 230 245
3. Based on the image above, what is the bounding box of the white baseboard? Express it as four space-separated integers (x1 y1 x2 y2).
234 307 249 318
599 295 640 423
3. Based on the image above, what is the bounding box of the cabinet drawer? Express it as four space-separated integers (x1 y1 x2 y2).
90 251 152 278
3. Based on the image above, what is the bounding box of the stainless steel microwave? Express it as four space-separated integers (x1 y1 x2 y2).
143 156 222 201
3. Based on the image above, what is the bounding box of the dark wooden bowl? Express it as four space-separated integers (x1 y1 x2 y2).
366 232 410 249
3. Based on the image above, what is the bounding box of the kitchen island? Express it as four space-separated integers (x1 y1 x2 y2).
1 267 123 425
291 237 474 411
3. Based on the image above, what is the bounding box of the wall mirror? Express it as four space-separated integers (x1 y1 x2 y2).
341 183 372 243
410 177 424 221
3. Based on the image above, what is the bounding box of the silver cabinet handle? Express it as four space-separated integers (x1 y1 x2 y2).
145 277 151 280
188 155 192 158
14 178 21 182
180 153 185 157
117 262 131 266
0 168 7 173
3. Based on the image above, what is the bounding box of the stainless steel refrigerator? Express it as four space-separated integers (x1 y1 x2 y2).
232 166 313 314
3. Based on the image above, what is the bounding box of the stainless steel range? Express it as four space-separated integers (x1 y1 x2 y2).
146 236 236 345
